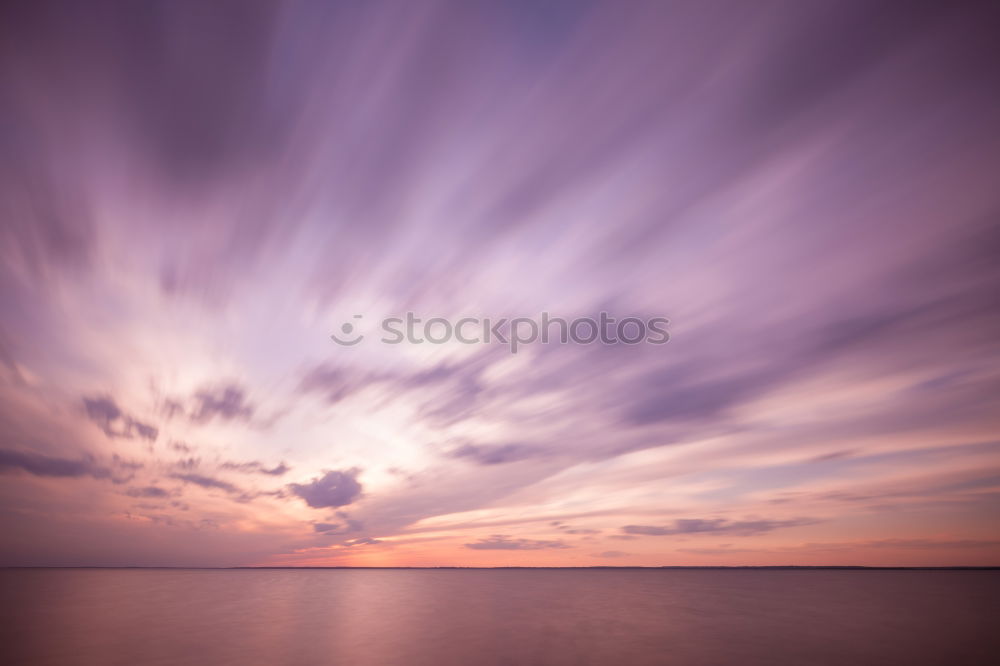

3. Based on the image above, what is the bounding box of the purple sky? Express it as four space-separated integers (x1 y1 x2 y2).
1 0 998 567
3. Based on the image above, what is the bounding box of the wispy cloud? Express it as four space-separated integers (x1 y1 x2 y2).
190 384 255 424
220 460 290 476
171 473 241 495
0 0 998 567
0 448 112 480
465 536 571 551
83 396 158 442
623 519 819 537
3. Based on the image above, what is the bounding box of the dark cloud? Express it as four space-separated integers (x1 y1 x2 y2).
298 364 385 405
0 1 286 192
624 367 776 426
190 384 254 423
0 448 111 480
311 518 362 535
126 486 170 498
171 473 240 495
312 522 341 534
129 421 158 441
83 396 158 441
623 518 817 537
83 396 121 428
121 2 283 188
111 454 144 472
297 353 497 423
593 550 629 558
289 470 363 509
335 512 364 533
448 443 540 466
683 538 1000 555
220 460 290 476
741 1 951 128
553 523 601 535
622 277 1000 431
465 535 571 550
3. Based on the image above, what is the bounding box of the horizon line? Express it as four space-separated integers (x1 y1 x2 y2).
4 565 998 571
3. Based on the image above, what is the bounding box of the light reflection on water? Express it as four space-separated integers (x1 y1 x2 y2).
1 569 997 665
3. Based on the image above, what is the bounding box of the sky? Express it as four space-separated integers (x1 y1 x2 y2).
1 0 998 567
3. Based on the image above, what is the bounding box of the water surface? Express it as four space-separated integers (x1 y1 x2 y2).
1 568 996 665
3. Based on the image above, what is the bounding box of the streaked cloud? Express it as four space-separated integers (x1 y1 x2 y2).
83 396 158 442
466 536 571 551
623 519 819 538
0 448 113 480
0 0 997 567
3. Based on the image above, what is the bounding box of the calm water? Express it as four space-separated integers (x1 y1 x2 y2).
1 568 997 665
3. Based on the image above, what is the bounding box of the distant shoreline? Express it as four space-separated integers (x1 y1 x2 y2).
4 565 998 571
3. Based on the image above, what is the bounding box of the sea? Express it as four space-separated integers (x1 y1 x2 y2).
1 568 997 665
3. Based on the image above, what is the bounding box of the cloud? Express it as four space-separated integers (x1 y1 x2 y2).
297 354 497 424
129 421 158 441
126 486 170 499
555 524 600 535
83 397 121 430
682 538 1000 555
311 519 363 535
171 473 240 495
190 384 254 423
220 460 290 476
623 518 817 537
850 538 1000 551
465 535 571 550
1 0 999 567
0 448 111 479
83 396 158 441
448 443 540 465
593 550 629 558
173 457 200 471
298 364 386 404
312 522 341 534
289 470 363 509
